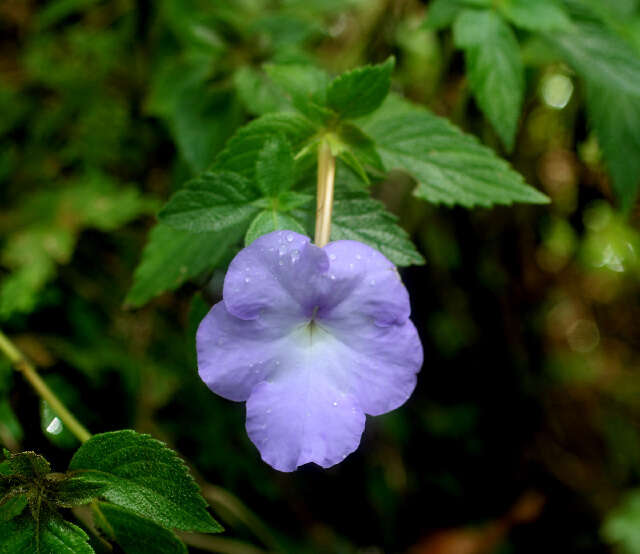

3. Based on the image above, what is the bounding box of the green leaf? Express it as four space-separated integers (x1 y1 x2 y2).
234 66 288 116
326 57 395 119
68 430 222 533
454 9 524 151
586 82 640 213
498 0 571 31
0 494 27 522
361 95 549 208
602 489 640 554
5 451 50 481
245 211 307 245
545 21 640 97
94 502 187 554
158 171 259 233
172 86 242 174
330 189 424 267
264 63 330 105
125 223 242 308
423 0 490 29
213 112 318 180
50 474 106 508
0 513 94 554
256 136 295 197
334 123 384 184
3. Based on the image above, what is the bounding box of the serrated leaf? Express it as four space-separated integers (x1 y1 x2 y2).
498 0 571 31
50 474 106 508
361 95 548 207
68 430 222 533
454 9 524 151
326 57 395 119
330 189 424 267
213 112 318 180
335 122 384 184
125 223 242 308
158 171 259 233
245 211 307 246
546 21 640 97
586 82 640 213
95 502 187 554
0 512 94 554
0 494 27 522
5 451 51 481
256 136 295 197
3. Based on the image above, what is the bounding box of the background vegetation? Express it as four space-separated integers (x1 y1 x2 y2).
1 0 640 552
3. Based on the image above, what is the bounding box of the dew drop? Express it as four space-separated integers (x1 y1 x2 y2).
290 249 300 263
332 401 338 407
349 263 354 269
275 360 280 366
278 244 287 255
286 233 294 242
356 254 362 260
329 254 336 260
329 274 336 280
244 277 251 283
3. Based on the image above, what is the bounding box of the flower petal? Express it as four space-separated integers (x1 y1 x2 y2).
197 302 299 401
317 240 423 415
245 356 366 472
223 231 329 321
319 240 411 325
318 317 422 416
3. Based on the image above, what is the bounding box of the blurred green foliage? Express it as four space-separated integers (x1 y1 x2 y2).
1 0 640 552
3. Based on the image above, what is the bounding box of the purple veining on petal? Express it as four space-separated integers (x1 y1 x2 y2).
196 230 423 471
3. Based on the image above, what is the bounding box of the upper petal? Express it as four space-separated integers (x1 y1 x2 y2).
223 231 329 321
318 240 411 325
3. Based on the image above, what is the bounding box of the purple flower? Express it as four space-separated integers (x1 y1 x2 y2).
196 231 423 472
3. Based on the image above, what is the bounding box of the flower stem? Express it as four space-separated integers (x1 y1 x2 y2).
0 329 91 444
314 140 336 248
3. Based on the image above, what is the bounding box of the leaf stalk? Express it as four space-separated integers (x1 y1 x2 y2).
0 329 92 444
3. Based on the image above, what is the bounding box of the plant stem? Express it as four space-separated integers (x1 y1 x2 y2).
0 329 91 444
314 140 336 248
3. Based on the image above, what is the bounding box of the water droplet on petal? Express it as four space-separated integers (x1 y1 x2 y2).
244 277 251 283
329 254 336 260
290 250 300 263
369 279 376 286
278 244 287 255
349 263 354 269
286 233 294 242
332 401 338 407
330 274 336 280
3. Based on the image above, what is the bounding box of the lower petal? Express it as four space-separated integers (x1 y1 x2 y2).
245 369 366 472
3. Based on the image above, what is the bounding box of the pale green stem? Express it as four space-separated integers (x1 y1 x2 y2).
314 140 336 247
0 329 92 444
